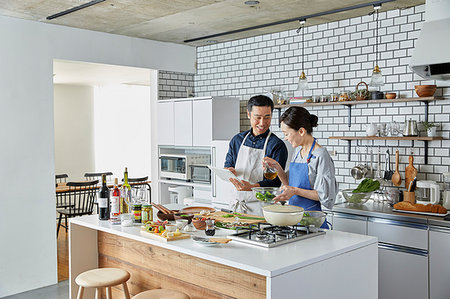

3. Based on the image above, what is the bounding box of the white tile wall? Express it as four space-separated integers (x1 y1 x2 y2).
159 70 195 100
193 4 450 191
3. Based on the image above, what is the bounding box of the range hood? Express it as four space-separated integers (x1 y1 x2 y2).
409 0 450 81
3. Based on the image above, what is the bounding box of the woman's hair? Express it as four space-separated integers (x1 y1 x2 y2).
280 106 318 133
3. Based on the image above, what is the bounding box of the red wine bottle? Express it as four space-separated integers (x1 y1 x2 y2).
98 174 110 220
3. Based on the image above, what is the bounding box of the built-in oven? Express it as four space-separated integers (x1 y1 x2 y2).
159 154 210 181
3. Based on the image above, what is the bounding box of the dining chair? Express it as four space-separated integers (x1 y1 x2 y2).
125 176 151 204
56 180 98 236
55 173 68 184
84 172 113 183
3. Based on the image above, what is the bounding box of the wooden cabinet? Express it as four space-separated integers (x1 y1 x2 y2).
157 96 239 147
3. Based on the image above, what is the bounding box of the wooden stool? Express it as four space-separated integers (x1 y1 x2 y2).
75 268 131 299
132 289 190 299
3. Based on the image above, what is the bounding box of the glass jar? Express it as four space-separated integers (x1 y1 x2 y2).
329 93 339 102
339 91 351 101
205 219 215 236
131 204 142 223
142 205 153 223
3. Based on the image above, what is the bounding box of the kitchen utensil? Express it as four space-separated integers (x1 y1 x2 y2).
342 189 373 204
403 191 416 204
192 236 232 244
263 163 278 180
405 155 418 190
415 180 440 204
403 119 418 136
300 211 327 228
262 204 304 226
153 204 174 214
383 149 393 180
371 91 384 100
351 148 369 180
376 148 382 180
392 150 402 186
411 177 417 192
385 92 397 99
415 85 437 97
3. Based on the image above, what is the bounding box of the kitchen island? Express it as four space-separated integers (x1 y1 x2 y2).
69 215 377 299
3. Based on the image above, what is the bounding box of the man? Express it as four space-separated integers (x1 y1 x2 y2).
225 95 288 214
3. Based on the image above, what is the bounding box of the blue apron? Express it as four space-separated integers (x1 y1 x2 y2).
289 139 328 229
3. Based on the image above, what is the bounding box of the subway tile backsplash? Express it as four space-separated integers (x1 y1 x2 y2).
193 4 450 191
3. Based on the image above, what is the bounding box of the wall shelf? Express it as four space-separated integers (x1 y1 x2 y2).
329 136 444 164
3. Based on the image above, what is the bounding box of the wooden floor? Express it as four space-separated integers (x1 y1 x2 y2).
58 226 69 282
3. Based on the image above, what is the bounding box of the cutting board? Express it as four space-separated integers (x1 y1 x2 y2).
405 155 417 190
140 227 191 242
208 211 266 224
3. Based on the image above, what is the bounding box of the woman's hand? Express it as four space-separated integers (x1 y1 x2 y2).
274 185 297 203
229 178 255 191
262 157 282 172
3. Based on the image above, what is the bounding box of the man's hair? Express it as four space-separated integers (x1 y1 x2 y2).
247 95 274 113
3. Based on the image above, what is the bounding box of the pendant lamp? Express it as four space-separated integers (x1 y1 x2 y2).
370 5 384 87
297 20 309 91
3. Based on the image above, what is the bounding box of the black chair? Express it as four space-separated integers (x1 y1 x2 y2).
55 174 68 184
84 172 113 183
124 176 151 204
57 180 98 236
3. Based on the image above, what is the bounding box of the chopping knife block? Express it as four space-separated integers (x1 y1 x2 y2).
405 155 417 190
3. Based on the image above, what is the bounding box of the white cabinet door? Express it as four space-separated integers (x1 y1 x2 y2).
378 244 428 299
157 101 174 145
429 226 450 299
193 99 212 147
332 213 367 235
173 100 192 146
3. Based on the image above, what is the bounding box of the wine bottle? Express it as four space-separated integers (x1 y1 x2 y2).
120 167 132 214
110 178 121 224
98 174 110 220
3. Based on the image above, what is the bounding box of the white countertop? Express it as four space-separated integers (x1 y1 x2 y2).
71 215 377 277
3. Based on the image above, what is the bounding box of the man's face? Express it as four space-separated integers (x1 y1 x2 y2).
248 105 272 136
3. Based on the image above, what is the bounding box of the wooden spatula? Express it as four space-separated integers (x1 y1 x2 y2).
392 150 402 186
405 155 417 190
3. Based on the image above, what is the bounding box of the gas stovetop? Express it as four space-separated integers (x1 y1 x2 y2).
228 223 326 248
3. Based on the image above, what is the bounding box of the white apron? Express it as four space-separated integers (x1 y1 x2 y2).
229 131 271 216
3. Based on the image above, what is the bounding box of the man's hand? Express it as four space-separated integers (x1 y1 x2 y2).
225 167 237 176
229 178 255 191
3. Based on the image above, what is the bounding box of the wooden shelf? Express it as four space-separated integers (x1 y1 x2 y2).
274 96 444 109
329 136 444 141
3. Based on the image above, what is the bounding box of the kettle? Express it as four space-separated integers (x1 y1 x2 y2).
403 119 418 137
365 123 378 137
415 180 440 205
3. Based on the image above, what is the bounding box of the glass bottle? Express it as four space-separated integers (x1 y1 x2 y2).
120 167 132 214
110 178 121 224
98 174 110 220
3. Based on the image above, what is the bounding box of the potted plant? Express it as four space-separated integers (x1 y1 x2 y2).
352 81 371 101
421 121 439 137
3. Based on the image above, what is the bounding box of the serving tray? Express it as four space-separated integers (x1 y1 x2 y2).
392 209 449 217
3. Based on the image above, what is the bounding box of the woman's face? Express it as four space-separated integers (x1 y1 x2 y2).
281 122 304 148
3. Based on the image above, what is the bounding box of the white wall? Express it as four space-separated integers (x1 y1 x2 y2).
94 85 151 179
54 84 95 181
0 14 195 297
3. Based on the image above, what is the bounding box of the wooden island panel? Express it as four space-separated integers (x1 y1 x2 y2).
98 232 266 299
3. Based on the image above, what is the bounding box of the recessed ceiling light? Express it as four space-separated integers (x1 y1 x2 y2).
245 1 260 5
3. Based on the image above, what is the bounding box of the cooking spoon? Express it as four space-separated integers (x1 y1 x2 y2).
392 150 402 186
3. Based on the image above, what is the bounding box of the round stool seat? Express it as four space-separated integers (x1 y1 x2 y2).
132 289 190 299
76 268 130 288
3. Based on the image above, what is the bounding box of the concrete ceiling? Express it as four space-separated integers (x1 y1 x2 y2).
1 0 424 47
53 60 151 86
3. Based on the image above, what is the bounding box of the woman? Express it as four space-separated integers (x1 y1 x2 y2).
263 107 337 228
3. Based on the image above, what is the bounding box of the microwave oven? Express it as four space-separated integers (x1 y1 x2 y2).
159 154 210 181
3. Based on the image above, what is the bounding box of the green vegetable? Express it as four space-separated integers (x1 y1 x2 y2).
158 225 164 233
255 191 276 202
255 192 265 201
222 214 234 218
353 178 380 193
